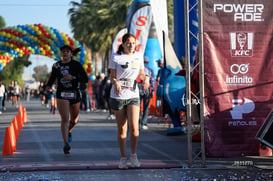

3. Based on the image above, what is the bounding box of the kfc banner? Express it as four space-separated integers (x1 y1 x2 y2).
203 0 273 156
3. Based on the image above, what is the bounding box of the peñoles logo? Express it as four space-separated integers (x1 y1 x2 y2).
230 98 255 119
213 4 264 22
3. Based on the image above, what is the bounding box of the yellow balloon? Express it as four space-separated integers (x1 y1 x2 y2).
83 64 88 70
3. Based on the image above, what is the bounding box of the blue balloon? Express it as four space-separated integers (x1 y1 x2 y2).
89 75 95 81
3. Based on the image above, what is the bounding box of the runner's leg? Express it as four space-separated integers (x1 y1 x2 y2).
57 99 70 144
114 108 128 157
127 104 140 154
69 102 80 133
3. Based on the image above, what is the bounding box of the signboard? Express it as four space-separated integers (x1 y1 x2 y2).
203 0 273 156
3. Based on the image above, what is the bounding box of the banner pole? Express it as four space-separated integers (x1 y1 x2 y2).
198 0 206 167
185 0 193 168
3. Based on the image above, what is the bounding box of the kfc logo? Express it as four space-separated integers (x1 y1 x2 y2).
230 32 253 57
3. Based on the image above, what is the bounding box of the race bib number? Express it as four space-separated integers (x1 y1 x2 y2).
60 91 76 99
120 80 135 89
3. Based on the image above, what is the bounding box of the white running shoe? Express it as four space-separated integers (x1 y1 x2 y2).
142 125 148 130
130 154 141 168
118 157 128 169
110 114 115 119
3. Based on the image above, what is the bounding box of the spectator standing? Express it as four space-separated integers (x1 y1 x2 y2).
156 59 163 82
2 86 7 111
13 81 21 107
99 73 107 110
8 81 15 104
38 82 46 105
79 82 88 112
92 75 102 109
48 84 57 114
0 81 5 114
103 70 114 119
86 79 93 112
25 85 31 102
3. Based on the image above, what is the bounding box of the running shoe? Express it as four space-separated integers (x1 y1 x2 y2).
63 143 71 154
68 132 72 143
142 125 149 130
118 157 128 169
130 154 141 168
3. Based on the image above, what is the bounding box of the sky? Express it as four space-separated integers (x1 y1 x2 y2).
0 0 81 78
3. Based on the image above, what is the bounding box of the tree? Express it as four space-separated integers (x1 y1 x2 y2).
0 55 30 87
68 0 131 75
32 64 49 83
0 16 6 28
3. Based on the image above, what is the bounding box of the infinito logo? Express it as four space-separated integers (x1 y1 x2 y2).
230 98 255 119
213 4 264 22
230 64 248 74
226 64 253 86
230 32 253 57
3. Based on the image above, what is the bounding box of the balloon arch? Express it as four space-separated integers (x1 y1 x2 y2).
0 24 92 74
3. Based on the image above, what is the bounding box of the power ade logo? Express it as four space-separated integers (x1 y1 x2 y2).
226 64 253 86
230 32 253 57
214 4 264 22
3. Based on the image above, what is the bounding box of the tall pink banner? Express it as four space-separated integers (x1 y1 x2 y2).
203 0 273 156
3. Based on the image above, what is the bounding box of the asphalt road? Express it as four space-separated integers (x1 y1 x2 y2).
0 99 273 180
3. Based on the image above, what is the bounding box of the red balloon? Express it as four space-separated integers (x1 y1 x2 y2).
87 67 92 73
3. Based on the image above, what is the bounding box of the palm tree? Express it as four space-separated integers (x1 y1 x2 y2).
68 0 173 75
69 0 132 75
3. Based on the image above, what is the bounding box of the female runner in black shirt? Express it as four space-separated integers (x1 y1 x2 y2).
46 45 88 154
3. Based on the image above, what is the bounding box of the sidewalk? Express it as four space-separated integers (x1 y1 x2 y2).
0 99 273 180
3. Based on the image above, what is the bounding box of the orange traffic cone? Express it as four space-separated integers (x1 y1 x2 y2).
12 116 19 140
2 127 14 156
20 107 24 123
18 104 24 122
19 103 23 113
9 123 17 151
23 108 28 123
16 114 23 130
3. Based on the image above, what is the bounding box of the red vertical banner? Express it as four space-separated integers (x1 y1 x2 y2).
203 0 273 156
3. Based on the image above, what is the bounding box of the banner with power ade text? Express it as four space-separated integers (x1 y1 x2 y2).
203 0 273 156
